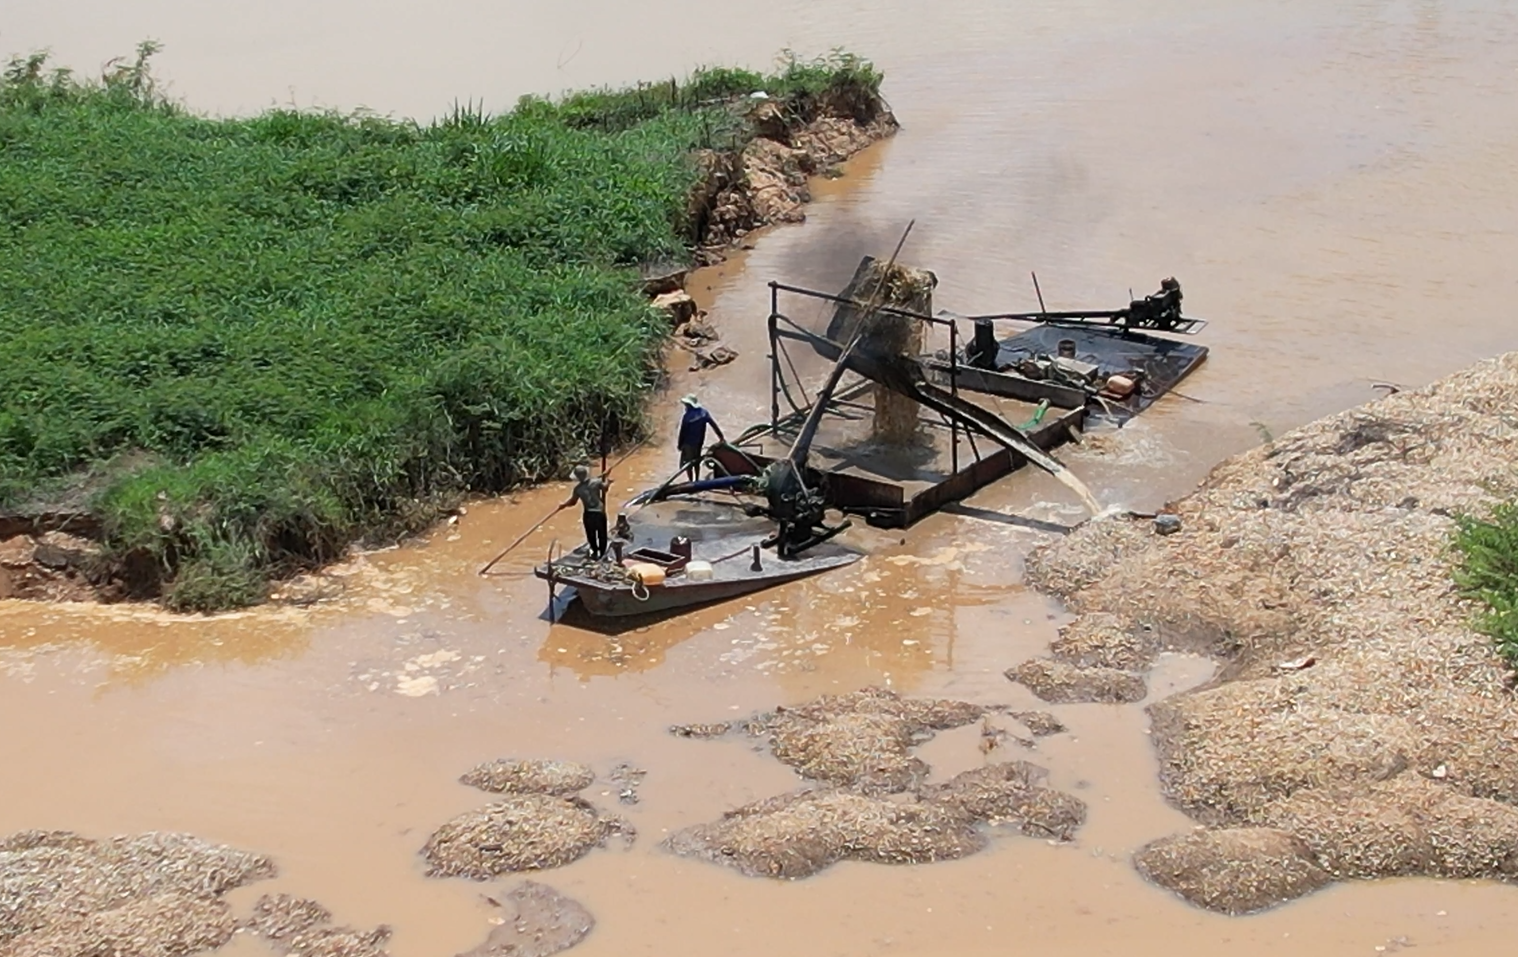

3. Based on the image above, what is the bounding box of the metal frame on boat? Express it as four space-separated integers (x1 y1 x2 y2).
531 251 1210 621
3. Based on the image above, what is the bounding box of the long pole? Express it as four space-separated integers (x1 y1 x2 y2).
479 508 563 575
949 318 959 473
478 440 645 575
768 287 780 434
1031 271 1047 314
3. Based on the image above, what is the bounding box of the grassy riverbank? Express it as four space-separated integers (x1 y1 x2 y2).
0 43 886 609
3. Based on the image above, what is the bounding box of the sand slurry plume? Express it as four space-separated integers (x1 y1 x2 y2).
423 759 631 880
1025 352 1518 912
0 829 275 957
666 688 1085 878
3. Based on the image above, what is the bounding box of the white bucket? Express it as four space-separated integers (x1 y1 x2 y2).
685 560 714 581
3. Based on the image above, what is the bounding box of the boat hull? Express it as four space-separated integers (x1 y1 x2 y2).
537 551 860 618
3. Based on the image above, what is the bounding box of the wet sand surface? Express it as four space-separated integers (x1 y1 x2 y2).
6 1 1518 953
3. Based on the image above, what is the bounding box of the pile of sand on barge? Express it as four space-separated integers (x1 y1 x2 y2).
665 688 1086 878
1023 352 1518 913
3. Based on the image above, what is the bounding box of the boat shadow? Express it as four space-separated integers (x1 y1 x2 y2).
534 587 759 677
535 591 720 636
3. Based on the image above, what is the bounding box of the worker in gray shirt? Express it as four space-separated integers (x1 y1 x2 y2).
558 464 612 558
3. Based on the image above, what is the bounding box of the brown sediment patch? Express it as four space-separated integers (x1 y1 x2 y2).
421 795 631 880
1253 774 1518 880
666 759 1088 880
459 760 596 797
770 711 928 794
1005 657 1147 704
5 892 236 957
680 687 989 793
1048 612 1159 671
1133 828 1333 915
664 788 986 880
459 881 594 957
245 893 393 957
919 762 1088 840
1027 352 1518 911
668 689 1089 879
1010 710 1067 737
0 829 275 952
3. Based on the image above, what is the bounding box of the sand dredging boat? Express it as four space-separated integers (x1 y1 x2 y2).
533 249 1209 620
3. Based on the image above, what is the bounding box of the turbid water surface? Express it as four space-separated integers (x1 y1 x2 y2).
5 1 1518 954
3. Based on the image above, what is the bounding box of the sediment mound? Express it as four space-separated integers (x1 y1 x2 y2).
1255 774 1518 880
1133 828 1332 915
458 881 594 957
688 687 988 793
1006 657 1147 704
921 763 1088 840
1048 613 1159 671
1011 711 1067 737
669 691 1087 878
421 795 630 880
664 788 986 879
1027 352 1518 911
5 892 236 957
770 711 928 794
459 760 595 797
0 829 275 954
245 893 393 957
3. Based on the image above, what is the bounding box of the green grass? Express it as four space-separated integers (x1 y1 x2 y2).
0 42 884 610
1452 501 1518 666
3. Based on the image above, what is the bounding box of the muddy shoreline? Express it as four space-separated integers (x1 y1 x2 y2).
1020 352 1518 913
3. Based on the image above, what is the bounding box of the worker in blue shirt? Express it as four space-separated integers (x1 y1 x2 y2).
677 394 725 480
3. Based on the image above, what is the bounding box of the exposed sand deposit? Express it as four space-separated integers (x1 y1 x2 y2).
423 759 632 881
0 830 274 957
1026 352 1518 912
421 795 631 881
244 893 395 957
665 689 1085 878
458 761 597 797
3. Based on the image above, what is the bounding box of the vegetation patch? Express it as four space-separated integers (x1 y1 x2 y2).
0 43 889 610
1452 500 1518 665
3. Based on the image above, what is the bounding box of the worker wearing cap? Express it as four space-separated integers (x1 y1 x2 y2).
677 394 725 481
557 464 612 558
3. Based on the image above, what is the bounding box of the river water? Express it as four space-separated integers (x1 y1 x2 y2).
5 1 1518 954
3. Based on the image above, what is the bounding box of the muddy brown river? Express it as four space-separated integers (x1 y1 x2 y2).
6 1 1518 953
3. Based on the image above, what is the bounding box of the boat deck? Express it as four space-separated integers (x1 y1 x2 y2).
712 387 1084 528
922 323 1208 423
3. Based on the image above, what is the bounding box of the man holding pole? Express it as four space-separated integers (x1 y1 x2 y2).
558 464 612 558
677 394 725 481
